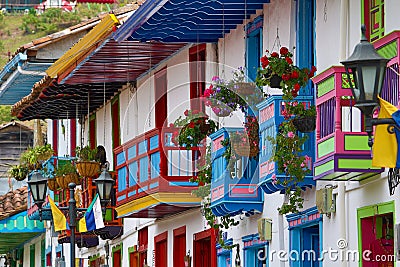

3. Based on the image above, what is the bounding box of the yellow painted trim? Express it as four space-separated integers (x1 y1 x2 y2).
116 193 202 217
46 14 119 78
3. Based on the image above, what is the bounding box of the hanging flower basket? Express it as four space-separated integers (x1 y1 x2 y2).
269 74 282 88
47 178 59 191
56 176 68 189
234 82 257 96
231 140 259 158
76 161 100 177
64 173 81 186
292 116 316 133
212 107 232 117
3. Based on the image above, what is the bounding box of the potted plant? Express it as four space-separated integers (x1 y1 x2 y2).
21 144 54 170
228 116 259 158
284 101 317 133
172 110 217 148
8 164 29 181
255 47 316 99
55 160 80 189
47 177 59 191
203 76 248 117
75 146 100 177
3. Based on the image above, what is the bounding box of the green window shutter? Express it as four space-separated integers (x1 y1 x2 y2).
41 239 45 267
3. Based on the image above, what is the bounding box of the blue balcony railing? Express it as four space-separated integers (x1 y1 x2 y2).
257 96 315 194
210 128 263 217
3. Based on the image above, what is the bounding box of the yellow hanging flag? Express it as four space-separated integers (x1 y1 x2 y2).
372 96 399 168
48 196 68 231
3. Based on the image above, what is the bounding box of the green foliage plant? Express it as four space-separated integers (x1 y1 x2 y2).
75 146 98 161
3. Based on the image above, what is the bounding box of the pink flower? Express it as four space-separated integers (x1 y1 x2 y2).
287 131 295 138
205 100 211 106
212 76 219 82
301 162 305 168
212 107 221 114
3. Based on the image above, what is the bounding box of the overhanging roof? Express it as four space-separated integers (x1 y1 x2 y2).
114 0 269 42
0 62 50 105
0 210 45 254
46 14 120 81
13 40 186 120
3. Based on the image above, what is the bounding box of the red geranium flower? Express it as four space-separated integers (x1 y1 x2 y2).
291 70 299 79
188 122 195 128
280 47 289 56
285 57 293 65
282 74 290 81
294 83 301 91
271 52 279 58
261 55 269 68
184 110 189 116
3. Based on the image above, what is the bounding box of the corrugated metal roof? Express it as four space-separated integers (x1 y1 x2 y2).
46 14 120 79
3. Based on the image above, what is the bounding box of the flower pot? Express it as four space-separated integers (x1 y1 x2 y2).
234 82 256 96
64 173 81 186
47 178 59 191
270 74 282 88
292 116 316 133
56 176 68 189
13 174 27 181
76 161 101 177
212 107 231 117
231 140 259 158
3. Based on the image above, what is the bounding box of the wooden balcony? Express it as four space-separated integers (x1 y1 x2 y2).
114 127 202 218
257 96 315 194
312 31 400 181
313 66 383 181
210 128 263 217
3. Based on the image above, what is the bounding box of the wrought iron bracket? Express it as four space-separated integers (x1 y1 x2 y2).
366 118 398 147
388 168 400 195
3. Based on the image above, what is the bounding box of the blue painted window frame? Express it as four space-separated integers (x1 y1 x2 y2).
246 16 263 82
244 243 268 267
296 0 316 96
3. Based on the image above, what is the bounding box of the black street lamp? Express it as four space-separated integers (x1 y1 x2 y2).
341 25 391 147
93 169 115 208
27 171 114 267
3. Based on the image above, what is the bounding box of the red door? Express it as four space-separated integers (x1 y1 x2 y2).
173 226 186 267
129 251 138 267
155 232 168 267
193 229 216 267
361 213 394 267
155 68 168 128
113 249 121 267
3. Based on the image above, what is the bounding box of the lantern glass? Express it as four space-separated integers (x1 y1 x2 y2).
28 171 48 204
94 170 114 204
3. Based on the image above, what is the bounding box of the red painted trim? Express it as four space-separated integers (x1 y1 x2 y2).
155 231 168 243
189 44 206 112
70 119 76 157
52 120 58 155
155 68 168 128
173 225 186 237
193 229 217 267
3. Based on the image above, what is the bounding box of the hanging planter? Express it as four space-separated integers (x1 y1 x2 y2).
47 177 59 191
8 165 29 181
269 74 282 88
292 116 316 133
234 82 257 96
76 161 100 177
227 115 260 158
172 110 217 148
64 173 81 186
231 140 259 158
56 176 68 189
212 107 232 117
